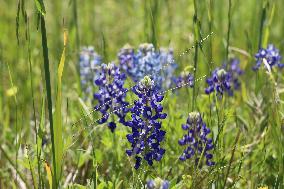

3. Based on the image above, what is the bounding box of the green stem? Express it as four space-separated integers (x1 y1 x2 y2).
225 0 232 66
258 1 267 49
223 129 241 189
73 0 80 51
208 0 214 74
143 0 149 42
149 0 159 48
192 0 199 111
27 147 37 189
27 17 42 189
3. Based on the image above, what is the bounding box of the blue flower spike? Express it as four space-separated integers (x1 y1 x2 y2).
124 76 167 169
227 58 243 91
174 70 195 88
205 68 232 98
118 43 177 90
117 44 136 77
93 63 129 132
179 112 215 168
79 46 102 95
254 44 284 71
146 178 170 189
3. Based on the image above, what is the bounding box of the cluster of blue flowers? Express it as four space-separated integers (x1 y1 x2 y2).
76 42 284 181
205 68 232 97
80 43 284 173
93 63 129 132
226 58 243 92
117 44 136 78
159 47 178 89
174 70 194 88
254 44 283 70
124 76 167 169
118 43 177 90
205 58 243 97
147 178 170 189
79 46 102 95
178 112 215 167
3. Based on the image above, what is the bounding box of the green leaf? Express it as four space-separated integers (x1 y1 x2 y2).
107 181 113 188
16 0 20 44
53 31 67 182
37 96 45 153
44 161 53 189
34 0 46 15
115 180 123 189
263 3 275 47
97 182 107 189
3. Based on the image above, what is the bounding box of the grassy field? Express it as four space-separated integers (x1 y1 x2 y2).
1 0 284 188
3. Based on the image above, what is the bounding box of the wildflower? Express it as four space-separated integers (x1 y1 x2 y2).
178 112 215 167
124 76 167 169
228 58 243 76
117 44 136 78
174 70 194 88
132 43 163 89
226 58 243 92
146 178 170 189
159 47 178 89
117 43 177 90
254 44 284 70
79 46 102 95
205 68 232 97
93 63 129 132
205 59 243 97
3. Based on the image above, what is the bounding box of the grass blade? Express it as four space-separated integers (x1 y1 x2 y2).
53 30 67 183
263 3 275 47
225 0 232 65
192 0 200 111
34 0 46 15
40 15 57 188
149 0 159 48
258 0 267 49
44 161 53 188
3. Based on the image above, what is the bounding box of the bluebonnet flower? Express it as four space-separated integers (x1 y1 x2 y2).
117 43 177 90
205 68 232 98
93 63 129 132
159 47 178 89
254 44 284 70
117 44 136 77
124 76 167 169
174 70 194 88
206 59 243 97
226 58 243 91
79 46 102 95
179 112 215 167
132 43 163 89
147 178 170 189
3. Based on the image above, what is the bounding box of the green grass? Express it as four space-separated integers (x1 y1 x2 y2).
1 0 284 188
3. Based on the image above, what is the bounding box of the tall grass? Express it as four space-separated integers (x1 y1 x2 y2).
207 0 214 72
72 0 80 51
258 0 268 49
149 0 159 48
225 0 232 64
192 0 200 111
39 14 59 188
